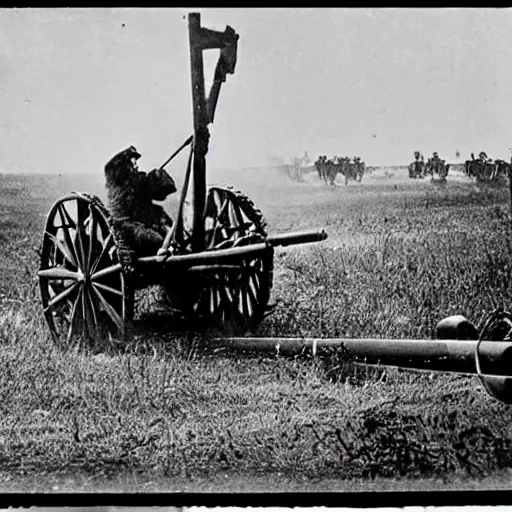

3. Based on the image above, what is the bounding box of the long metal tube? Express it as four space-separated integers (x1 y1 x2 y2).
212 337 512 378
137 229 327 267
267 229 328 247
138 242 269 266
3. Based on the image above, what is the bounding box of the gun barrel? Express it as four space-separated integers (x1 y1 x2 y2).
138 242 270 266
212 336 512 378
267 229 328 247
138 229 327 267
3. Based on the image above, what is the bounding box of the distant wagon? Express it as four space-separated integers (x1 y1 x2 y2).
465 152 510 183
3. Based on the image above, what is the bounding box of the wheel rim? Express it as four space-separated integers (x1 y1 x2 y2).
38 194 128 345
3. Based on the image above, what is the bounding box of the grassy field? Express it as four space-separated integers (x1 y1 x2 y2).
2 165 512 492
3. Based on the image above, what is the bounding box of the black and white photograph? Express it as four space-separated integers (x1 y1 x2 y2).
2 7 512 495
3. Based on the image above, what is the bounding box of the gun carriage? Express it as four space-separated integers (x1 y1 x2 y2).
37 13 327 345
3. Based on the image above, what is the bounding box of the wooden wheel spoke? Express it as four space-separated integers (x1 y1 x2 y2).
250 265 262 289
249 270 261 294
91 263 122 282
94 215 111 247
245 276 259 309
193 285 209 314
217 197 231 227
229 201 245 231
226 202 239 230
39 266 82 281
210 280 221 304
241 278 254 316
205 284 215 315
199 286 212 314
91 285 123 331
48 282 59 298
73 200 88 271
199 284 214 314
224 275 245 324
216 278 231 315
90 233 114 275
44 281 80 314
66 288 83 345
239 208 252 228
82 286 100 340
208 220 223 246
86 204 97 273
59 202 77 229
92 281 123 297
226 282 237 304
229 294 248 325
217 196 230 220
222 199 237 229
212 190 224 212
231 273 248 318
45 231 77 268
232 298 247 325
86 287 101 332
60 303 73 324
58 204 79 266
217 288 230 320
210 281 220 315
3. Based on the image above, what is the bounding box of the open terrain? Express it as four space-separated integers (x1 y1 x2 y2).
2 164 512 493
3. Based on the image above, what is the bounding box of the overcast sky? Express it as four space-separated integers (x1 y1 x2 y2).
1 7 512 175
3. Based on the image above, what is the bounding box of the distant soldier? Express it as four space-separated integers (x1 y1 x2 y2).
479 151 490 163
410 151 424 179
315 155 329 184
476 151 494 180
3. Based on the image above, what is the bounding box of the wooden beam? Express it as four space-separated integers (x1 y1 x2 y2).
188 13 208 253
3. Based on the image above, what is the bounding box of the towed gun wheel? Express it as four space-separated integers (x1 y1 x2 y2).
170 186 274 335
38 193 133 347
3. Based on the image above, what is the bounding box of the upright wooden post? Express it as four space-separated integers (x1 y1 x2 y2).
188 13 208 253
509 157 512 215
186 13 239 253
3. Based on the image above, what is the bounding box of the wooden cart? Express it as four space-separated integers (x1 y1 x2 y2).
37 13 327 345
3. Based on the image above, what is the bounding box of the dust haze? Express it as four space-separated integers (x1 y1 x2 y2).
1 8 512 176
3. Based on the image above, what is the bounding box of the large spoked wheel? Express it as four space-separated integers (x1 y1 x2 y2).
169 186 274 335
38 193 132 346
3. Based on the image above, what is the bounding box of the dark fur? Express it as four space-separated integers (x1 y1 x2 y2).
104 146 177 256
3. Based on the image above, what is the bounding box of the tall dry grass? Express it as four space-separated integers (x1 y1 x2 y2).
1 169 512 490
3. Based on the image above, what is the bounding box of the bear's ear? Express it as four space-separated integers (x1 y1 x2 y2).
106 146 140 168
126 146 142 160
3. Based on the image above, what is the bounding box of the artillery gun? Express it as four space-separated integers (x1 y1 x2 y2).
215 311 512 404
37 13 327 345
465 153 510 183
